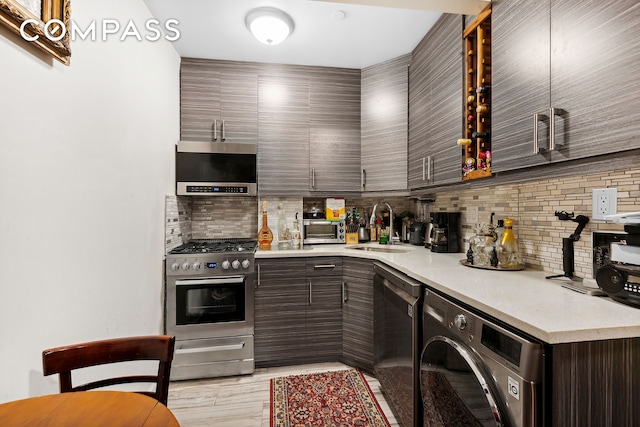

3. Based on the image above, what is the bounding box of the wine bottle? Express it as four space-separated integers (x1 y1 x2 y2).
258 201 273 250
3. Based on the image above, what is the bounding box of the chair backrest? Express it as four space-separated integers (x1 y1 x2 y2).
42 335 176 405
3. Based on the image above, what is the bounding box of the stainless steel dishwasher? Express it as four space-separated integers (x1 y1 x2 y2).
373 262 423 427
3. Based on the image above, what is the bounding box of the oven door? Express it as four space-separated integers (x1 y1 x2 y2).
166 275 254 340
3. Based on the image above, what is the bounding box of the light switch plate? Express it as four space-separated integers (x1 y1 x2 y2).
592 188 617 221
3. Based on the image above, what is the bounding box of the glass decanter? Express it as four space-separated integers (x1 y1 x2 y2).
498 217 521 268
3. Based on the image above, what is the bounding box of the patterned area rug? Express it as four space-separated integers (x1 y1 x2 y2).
270 369 391 427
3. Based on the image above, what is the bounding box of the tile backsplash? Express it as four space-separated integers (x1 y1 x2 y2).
165 166 638 279
431 167 639 279
165 195 192 252
165 196 258 252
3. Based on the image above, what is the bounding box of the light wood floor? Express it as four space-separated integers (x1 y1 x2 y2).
167 362 400 427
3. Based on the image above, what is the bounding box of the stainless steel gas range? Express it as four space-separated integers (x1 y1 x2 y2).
165 239 257 380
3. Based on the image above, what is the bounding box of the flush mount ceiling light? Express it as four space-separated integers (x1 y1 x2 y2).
245 7 295 45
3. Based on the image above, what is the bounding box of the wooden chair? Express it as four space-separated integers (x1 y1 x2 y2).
42 335 176 405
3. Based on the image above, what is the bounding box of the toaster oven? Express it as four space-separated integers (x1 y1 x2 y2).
302 219 346 245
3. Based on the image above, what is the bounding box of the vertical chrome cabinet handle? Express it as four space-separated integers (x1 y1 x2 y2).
361 169 366 189
221 120 226 141
213 120 218 141
533 113 539 154
549 108 556 151
257 264 261 287
342 281 348 303
427 156 432 183
422 157 426 181
311 168 316 188
309 282 313 305
549 108 563 151
533 112 549 153
533 114 541 154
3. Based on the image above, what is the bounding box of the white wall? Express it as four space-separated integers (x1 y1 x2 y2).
0 0 180 402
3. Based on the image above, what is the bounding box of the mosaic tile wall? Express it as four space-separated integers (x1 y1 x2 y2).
166 166 638 278
432 167 639 280
165 195 192 252
164 195 259 252
191 197 259 239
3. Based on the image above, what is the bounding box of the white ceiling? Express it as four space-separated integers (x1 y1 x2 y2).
143 0 488 69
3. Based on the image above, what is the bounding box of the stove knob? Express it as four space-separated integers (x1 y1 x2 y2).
170 262 180 271
192 262 201 271
454 314 467 330
181 262 190 271
231 260 240 270
221 260 230 270
241 259 250 269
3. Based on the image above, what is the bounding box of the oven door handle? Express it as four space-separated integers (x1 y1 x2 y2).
175 277 245 286
176 342 246 354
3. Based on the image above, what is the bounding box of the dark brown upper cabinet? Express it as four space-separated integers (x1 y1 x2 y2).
492 0 640 173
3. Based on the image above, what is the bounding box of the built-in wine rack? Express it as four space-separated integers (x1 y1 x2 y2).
461 6 492 181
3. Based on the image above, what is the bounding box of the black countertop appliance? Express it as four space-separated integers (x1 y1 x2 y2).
409 222 426 245
430 212 460 253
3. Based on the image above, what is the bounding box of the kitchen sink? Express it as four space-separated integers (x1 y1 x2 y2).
346 245 409 253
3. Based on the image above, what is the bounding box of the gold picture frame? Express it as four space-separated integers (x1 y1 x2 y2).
0 0 71 65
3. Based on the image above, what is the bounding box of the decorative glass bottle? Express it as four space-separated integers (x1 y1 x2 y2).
277 204 292 250
291 213 301 249
498 217 520 268
258 201 273 250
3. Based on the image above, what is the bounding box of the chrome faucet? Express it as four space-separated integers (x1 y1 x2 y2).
370 201 394 244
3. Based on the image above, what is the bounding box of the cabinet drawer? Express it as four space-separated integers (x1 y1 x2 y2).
305 257 343 277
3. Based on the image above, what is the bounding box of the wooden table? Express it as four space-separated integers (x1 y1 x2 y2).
0 391 180 426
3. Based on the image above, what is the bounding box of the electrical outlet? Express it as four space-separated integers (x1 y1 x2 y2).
468 206 479 224
592 188 617 221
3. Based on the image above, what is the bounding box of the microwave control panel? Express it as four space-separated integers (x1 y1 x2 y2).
186 185 249 194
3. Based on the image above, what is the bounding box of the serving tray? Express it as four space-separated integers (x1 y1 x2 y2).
459 259 525 271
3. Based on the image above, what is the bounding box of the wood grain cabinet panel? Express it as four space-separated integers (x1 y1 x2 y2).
408 14 464 189
361 54 410 192
257 73 310 195
258 66 361 195
309 128 361 193
254 258 308 367
255 258 343 367
341 258 375 373
492 0 640 173
408 32 430 190
309 68 361 193
551 338 640 426
306 258 343 362
550 0 640 162
180 59 258 144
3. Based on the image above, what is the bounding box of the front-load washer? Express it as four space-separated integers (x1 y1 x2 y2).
420 289 544 427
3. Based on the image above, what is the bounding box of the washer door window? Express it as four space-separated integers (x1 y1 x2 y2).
420 336 507 427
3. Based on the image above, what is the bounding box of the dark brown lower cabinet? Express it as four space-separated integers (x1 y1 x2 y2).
550 337 640 427
306 257 343 362
341 258 375 373
254 258 307 367
254 257 343 367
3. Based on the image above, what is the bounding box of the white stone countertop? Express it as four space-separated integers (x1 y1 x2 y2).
256 242 640 345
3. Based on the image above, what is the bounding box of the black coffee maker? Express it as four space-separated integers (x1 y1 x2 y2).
429 212 460 253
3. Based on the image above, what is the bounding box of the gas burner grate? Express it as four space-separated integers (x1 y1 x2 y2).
169 239 258 255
